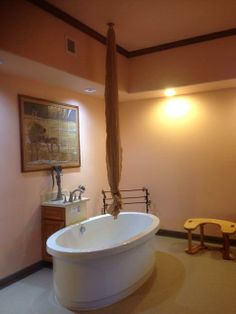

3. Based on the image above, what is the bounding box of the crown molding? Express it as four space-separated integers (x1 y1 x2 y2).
26 0 129 57
27 0 236 59
129 28 236 57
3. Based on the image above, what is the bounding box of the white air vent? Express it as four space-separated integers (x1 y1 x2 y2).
65 37 77 55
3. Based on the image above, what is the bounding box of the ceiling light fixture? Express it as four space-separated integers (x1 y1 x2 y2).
84 87 96 93
164 88 176 97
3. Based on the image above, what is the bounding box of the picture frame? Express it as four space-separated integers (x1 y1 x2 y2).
18 95 80 172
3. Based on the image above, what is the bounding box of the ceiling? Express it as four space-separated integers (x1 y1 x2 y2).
47 0 236 51
1 1 236 101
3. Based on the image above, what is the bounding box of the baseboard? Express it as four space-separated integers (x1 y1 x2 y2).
157 228 236 246
0 260 51 290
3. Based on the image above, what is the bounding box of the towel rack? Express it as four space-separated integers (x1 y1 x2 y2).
101 187 151 214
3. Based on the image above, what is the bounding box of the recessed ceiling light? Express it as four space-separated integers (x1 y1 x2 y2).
164 88 176 97
0 59 4 65
84 87 96 93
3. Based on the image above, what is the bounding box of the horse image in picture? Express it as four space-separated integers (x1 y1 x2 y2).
28 122 60 161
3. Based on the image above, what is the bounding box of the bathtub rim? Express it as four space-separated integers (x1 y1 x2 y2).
47 212 160 260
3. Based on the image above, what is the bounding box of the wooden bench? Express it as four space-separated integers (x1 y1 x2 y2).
184 218 236 260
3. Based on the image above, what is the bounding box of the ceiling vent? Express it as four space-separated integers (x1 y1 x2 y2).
65 37 77 55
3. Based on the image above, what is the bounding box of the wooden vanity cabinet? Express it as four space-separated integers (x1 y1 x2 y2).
41 206 66 262
41 198 89 262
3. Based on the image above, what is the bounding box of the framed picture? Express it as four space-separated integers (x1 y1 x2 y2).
18 95 80 172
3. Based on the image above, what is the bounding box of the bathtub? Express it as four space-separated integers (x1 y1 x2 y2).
47 212 160 311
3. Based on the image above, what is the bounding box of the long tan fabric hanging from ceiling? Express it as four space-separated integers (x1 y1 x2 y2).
104 23 122 218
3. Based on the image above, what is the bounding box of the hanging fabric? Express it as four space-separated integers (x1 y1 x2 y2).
104 23 122 218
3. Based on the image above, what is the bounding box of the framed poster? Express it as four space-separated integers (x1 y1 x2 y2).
18 95 80 172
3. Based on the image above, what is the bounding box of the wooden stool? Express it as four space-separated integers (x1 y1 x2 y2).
184 218 236 260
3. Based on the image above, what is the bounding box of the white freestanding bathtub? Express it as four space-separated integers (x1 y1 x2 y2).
47 212 160 311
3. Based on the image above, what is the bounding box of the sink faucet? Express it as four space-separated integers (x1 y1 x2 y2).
69 185 85 202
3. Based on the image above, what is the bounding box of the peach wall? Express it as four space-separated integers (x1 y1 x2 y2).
1 1 236 278
0 0 128 91
120 88 236 235
2 75 236 279
0 72 107 278
129 36 236 92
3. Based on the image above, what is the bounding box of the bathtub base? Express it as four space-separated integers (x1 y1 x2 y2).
53 238 156 311
57 265 154 311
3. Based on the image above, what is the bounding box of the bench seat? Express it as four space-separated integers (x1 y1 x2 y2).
184 218 236 260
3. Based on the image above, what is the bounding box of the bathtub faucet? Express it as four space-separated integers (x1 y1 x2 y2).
69 185 86 202
79 224 86 234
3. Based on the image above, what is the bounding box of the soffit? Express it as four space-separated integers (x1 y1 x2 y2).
1 50 236 102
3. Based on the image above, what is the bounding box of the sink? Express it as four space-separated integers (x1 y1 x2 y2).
42 197 89 208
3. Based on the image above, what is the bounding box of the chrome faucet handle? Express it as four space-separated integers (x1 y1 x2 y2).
78 185 86 199
69 192 73 203
78 185 86 192
63 194 67 203
61 193 67 203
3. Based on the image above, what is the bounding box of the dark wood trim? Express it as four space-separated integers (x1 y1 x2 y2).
129 28 236 57
0 260 51 290
157 229 187 239
26 0 236 59
26 0 129 58
157 228 236 246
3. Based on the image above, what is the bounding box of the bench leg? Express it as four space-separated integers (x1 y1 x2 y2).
186 230 193 253
200 224 205 248
222 233 234 260
185 225 207 254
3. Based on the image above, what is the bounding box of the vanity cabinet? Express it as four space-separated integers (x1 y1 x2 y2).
41 206 65 262
41 198 89 262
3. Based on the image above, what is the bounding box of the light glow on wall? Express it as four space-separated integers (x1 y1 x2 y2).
164 88 176 97
164 99 190 118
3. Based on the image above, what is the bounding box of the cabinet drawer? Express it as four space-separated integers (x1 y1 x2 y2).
42 206 65 221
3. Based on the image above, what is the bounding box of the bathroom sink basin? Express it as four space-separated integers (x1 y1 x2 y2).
49 199 65 204
41 197 89 208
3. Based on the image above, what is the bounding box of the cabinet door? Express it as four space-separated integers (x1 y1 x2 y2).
42 219 65 262
42 206 65 221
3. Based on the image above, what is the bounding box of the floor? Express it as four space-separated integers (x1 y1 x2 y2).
1 236 236 314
